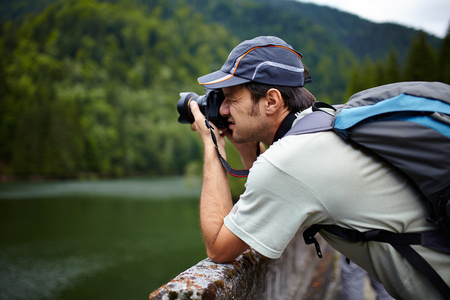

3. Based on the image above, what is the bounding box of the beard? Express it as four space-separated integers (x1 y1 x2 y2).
230 103 266 144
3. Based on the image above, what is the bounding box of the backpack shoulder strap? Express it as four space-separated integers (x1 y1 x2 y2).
303 224 450 298
285 102 339 136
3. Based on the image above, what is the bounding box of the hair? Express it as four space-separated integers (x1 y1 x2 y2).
245 67 316 112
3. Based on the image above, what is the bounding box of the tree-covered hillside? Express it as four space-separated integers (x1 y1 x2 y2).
0 0 238 179
0 0 448 184
1 0 445 102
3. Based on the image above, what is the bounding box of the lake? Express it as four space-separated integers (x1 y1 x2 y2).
0 177 206 300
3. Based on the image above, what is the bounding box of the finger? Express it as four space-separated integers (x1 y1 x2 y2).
189 101 204 121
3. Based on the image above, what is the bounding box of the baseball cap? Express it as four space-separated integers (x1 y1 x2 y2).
198 36 311 89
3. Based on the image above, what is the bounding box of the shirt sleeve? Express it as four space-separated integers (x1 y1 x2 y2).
223 155 328 259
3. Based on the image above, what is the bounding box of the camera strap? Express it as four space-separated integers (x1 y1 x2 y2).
272 111 298 144
205 119 250 177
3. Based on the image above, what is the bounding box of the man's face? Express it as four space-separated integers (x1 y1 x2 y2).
220 85 266 143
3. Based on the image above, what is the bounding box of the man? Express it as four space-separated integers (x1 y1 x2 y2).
189 36 449 299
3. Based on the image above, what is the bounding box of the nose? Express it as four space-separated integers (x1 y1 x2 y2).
219 98 230 117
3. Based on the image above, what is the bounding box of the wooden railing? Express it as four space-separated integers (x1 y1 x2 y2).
149 228 341 299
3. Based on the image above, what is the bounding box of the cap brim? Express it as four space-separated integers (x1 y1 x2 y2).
198 70 250 89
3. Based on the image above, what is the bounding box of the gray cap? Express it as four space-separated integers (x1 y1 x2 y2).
198 36 310 89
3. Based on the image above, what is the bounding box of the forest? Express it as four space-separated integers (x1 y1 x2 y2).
1 0 449 184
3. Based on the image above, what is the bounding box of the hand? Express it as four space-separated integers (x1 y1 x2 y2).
190 101 226 154
221 129 264 169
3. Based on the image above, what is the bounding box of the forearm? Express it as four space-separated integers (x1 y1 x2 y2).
190 102 247 262
200 140 233 251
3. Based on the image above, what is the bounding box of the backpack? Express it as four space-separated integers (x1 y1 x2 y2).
285 81 450 297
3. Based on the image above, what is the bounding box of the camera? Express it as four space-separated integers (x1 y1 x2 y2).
177 89 229 129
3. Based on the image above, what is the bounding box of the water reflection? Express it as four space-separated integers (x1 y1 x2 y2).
0 178 205 300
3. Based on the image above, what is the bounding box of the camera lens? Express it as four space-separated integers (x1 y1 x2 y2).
177 90 228 128
177 93 207 124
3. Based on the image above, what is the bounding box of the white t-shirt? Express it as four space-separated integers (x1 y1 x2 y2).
224 112 450 299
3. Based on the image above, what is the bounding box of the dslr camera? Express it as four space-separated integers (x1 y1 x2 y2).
177 89 229 129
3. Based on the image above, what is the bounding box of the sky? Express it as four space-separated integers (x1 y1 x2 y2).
300 0 450 38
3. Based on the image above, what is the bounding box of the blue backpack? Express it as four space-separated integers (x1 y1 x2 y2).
285 81 450 297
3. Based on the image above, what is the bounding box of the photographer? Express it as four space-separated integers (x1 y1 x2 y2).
186 36 449 299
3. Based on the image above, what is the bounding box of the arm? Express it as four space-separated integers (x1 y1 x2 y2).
190 102 249 263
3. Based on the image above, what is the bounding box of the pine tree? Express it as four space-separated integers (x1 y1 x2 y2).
438 21 450 84
404 31 438 81
385 49 401 83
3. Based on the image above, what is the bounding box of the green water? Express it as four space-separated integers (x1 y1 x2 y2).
0 177 206 300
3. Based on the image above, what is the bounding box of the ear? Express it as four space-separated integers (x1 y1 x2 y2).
264 88 284 115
